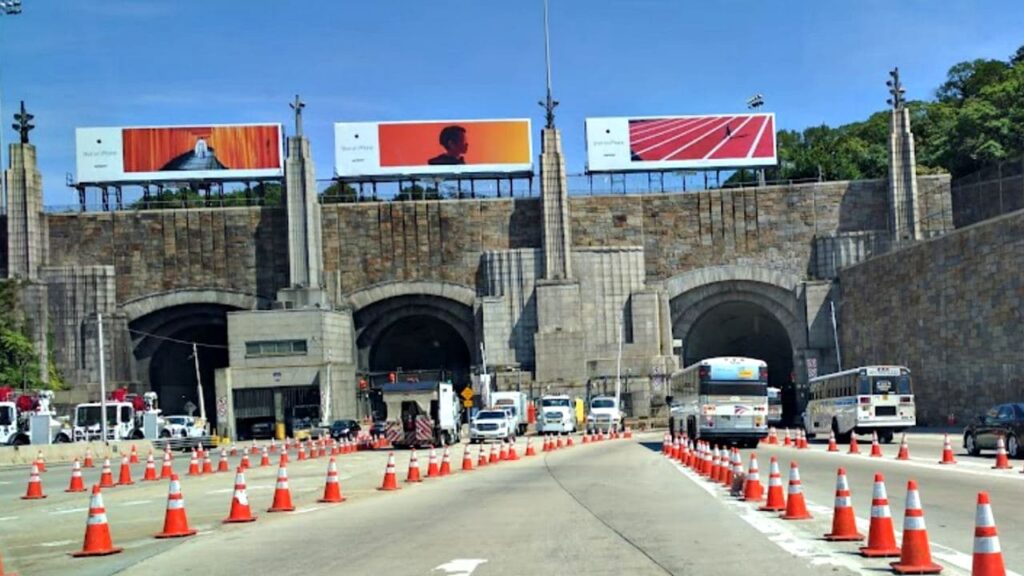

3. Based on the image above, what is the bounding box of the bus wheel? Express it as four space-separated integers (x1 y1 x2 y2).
878 431 894 444
833 420 851 444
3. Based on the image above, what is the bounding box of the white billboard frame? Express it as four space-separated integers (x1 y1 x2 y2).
585 113 777 173
75 123 284 184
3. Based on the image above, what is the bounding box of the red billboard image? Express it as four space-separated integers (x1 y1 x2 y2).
629 114 775 163
122 125 282 173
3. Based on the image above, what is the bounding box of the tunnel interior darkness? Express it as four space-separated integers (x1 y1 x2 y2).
368 314 471 376
684 300 797 422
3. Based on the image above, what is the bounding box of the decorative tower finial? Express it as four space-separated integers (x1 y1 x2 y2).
289 94 305 137
12 100 34 144
538 0 559 129
886 67 905 110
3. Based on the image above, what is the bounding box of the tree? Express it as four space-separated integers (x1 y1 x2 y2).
321 181 358 203
0 329 42 390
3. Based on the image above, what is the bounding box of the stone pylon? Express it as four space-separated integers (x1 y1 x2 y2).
887 68 921 243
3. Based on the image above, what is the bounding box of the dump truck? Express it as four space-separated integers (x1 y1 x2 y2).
381 381 461 448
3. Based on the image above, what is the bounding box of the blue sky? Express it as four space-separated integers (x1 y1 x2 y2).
2 0 1023 206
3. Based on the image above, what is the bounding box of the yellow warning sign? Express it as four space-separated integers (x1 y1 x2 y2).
460 387 474 400
463 399 474 408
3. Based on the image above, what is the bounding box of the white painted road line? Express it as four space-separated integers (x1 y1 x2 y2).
50 507 88 516
120 499 153 507
37 539 75 548
433 559 488 576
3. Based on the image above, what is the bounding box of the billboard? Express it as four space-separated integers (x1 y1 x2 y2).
334 119 532 179
76 124 283 183
585 113 776 173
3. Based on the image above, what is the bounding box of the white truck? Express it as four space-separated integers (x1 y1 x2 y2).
586 395 623 434
72 391 165 442
535 394 576 435
381 381 462 447
0 389 72 445
491 391 529 435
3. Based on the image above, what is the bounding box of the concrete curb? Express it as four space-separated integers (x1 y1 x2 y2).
0 440 154 467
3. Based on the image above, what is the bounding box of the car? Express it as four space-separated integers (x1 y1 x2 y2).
963 403 1024 458
469 409 514 443
370 421 387 437
162 415 205 439
250 421 274 440
330 419 360 441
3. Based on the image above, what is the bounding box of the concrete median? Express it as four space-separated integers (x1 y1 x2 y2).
0 440 154 467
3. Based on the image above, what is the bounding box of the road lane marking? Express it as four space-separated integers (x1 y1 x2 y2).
292 506 321 515
205 485 271 495
0 516 18 521
433 559 488 576
50 507 88 516
120 499 153 507
38 539 75 547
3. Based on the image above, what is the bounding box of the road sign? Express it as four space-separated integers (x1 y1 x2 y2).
806 358 818 379
460 387 474 400
462 399 474 408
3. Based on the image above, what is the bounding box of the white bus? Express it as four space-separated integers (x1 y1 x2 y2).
803 365 915 444
767 386 784 426
666 357 769 448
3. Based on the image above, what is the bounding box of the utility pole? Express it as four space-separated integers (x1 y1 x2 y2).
192 343 206 425
97 312 108 442
830 300 842 372
614 314 623 407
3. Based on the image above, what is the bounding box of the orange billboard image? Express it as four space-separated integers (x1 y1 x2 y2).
122 125 282 173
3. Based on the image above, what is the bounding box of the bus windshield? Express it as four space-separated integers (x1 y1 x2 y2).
541 398 571 408
76 405 120 427
859 376 911 395
0 406 14 426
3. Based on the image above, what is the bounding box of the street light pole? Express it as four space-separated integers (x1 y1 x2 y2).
97 312 108 443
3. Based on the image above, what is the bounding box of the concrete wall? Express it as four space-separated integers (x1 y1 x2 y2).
838 208 1024 425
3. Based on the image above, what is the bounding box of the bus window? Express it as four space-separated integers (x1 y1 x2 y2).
857 377 871 395
896 376 912 394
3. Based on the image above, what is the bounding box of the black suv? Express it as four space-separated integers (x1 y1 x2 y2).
964 403 1024 458
330 419 360 441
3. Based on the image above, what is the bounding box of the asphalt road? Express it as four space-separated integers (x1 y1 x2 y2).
0 432 1019 576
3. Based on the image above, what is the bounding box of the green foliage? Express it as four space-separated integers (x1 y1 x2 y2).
768 44 1024 181
394 184 443 201
321 181 359 203
0 325 43 390
128 182 281 209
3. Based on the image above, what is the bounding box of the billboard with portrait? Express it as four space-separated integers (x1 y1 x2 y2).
75 123 284 183
334 119 532 179
585 114 777 173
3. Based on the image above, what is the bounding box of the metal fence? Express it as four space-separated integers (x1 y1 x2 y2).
951 155 1024 228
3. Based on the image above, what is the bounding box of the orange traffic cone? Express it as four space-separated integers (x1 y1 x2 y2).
297 443 306 461
896 434 910 460
34 451 45 473
66 458 87 493
260 446 270 468
0 548 14 576
971 492 1005 576
849 435 861 455
117 455 134 486
155 474 197 538
128 444 139 465
70 485 122 557
230 446 238 457
142 453 157 482
187 451 200 476
677 439 688 464
582 432 590 444
827 430 838 452
98 458 115 488
743 453 763 502
662 434 670 454
870 431 883 457
439 446 452 476
217 448 229 473
500 442 510 460
160 451 173 480
202 451 213 475
462 446 474 471
567 434 574 446
797 429 808 450
992 437 1011 469
758 457 785 511
267 464 295 513
554 434 563 449
22 464 46 499
223 468 257 523
318 457 346 503
525 437 536 456
669 437 679 459
780 461 812 520
824 468 863 541
250 441 259 455
890 480 942 574
478 445 488 468
722 449 737 487
938 433 956 464
624 426 632 439
378 452 400 491
783 428 792 447
240 453 250 470
767 427 777 445
859 473 901 557
405 449 423 483
427 447 441 478
489 443 499 464
83 447 95 468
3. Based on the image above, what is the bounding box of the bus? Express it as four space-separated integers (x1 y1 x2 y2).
666 357 769 447
767 387 783 426
802 365 915 444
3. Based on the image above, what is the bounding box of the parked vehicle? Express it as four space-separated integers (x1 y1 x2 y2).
963 403 1024 458
0 388 72 445
470 409 514 443
329 419 361 441
668 357 768 448
381 381 461 447
803 365 914 444
291 404 328 441
535 395 576 435
491 391 529 435
162 415 206 439
250 421 274 440
586 395 623 434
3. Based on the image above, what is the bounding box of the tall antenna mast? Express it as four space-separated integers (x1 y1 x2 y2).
539 0 559 128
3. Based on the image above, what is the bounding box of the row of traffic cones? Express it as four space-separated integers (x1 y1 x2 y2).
379 438 544 491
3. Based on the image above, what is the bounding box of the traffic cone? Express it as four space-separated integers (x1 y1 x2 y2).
141 453 157 482
70 486 123 557
427 447 441 477
260 446 271 468
66 458 87 493
971 492 1005 576
202 451 213 475
128 444 139 465
721 449 736 487
462 446 474 471
525 437 536 456
669 437 679 459
783 429 792 447
859 473 901 557
686 441 696 469
117 455 134 486
938 433 956 464
223 468 257 523
83 447 95 468
22 464 46 499
897 434 910 460
582 432 590 444
870 431 883 457
743 453 763 502
797 429 808 450
662 434 669 454
99 458 115 488
0 548 14 576
500 442 510 460
677 440 688 464
624 426 632 439
824 468 863 541
187 451 200 476
703 444 714 477
478 445 488 468
780 461 812 520
827 430 838 452
439 446 452 476
251 441 259 455
240 453 250 470
155 474 197 538
992 437 1011 469
758 457 785 511
318 458 346 503
556 434 565 449
890 480 942 574
405 449 423 483
506 441 519 460
35 451 45 473
269 438 277 454
267 464 295 512
297 443 306 461
160 451 173 480
849 435 861 455
712 448 724 483
489 443 499 464
230 446 238 457
378 452 401 491
767 427 777 445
